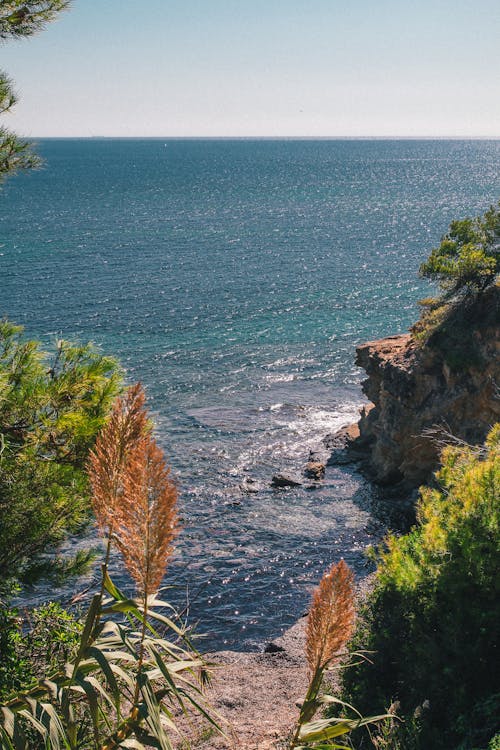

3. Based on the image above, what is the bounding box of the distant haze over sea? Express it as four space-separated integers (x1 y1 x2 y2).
2 139 499 649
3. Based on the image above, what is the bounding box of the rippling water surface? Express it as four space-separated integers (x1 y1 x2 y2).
2 139 499 648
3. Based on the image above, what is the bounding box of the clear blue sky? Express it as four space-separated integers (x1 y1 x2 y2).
2 0 499 137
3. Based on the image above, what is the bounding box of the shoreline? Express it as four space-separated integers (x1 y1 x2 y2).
179 420 381 749
180 573 376 749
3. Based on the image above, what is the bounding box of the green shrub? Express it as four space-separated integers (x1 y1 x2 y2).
343 426 500 750
0 321 121 588
419 202 500 297
411 279 499 373
0 601 81 700
0 601 27 700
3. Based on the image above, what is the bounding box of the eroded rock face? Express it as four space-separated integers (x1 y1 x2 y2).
353 288 500 489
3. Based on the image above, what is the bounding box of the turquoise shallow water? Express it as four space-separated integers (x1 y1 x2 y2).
2 139 499 648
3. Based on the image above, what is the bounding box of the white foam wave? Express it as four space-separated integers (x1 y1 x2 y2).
263 373 296 384
234 400 362 472
269 402 284 411
264 356 317 369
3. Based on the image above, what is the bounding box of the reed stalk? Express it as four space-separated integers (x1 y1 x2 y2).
113 433 178 707
87 383 148 620
289 559 355 749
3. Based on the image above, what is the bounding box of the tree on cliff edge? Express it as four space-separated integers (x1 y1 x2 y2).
0 1 69 183
420 201 500 298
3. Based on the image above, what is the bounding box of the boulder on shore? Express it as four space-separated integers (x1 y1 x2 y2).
304 461 325 480
325 422 364 467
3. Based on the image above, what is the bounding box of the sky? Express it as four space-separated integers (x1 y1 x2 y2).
1 0 499 137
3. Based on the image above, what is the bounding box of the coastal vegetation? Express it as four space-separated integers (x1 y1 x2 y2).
288 561 393 749
414 202 500 350
342 428 500 750
0 384 219 748
419 201 500 299
342 214 499 748
0 321 121 589
2 385 386 749
0 322 120 703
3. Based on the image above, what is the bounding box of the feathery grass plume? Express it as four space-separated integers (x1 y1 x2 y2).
113 432 178 708
289 559 356 748
114 433 178 596
306 558 355 674
87 382 148 538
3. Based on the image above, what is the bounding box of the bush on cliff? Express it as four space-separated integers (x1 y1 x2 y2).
419 201 500 298
342 426 500 750
412 282 499 370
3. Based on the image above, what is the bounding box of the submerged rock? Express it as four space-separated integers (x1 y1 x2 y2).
271 474 302 488
239 478 259 494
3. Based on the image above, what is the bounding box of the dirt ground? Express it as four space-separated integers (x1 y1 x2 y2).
178 617 309 749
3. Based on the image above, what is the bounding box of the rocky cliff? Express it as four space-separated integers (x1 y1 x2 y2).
351 285 500 489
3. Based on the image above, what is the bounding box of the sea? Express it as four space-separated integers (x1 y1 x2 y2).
1 138 499 649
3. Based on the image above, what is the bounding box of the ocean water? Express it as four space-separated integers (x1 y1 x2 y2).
1 139 499 649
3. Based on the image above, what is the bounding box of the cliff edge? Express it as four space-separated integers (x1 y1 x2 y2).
352 285 500 489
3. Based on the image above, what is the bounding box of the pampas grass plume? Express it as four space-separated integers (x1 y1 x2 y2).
88 383 148 537
114 434 178 595
305 559 355 673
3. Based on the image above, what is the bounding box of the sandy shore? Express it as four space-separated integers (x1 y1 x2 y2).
176 617 309 749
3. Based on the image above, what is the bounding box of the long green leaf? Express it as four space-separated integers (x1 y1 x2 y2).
139 676 175 750
86 647 121 705
299 720 352 741
318 694 363 718
299 714 393 743
73 676 100 745
39 702 68 750
0 726 17 750
102 569 128 601
72 594 101 667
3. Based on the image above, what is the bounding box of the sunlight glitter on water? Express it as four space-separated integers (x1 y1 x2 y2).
6 139 499 648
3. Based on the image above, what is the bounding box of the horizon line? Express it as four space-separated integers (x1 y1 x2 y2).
31 135 500 141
